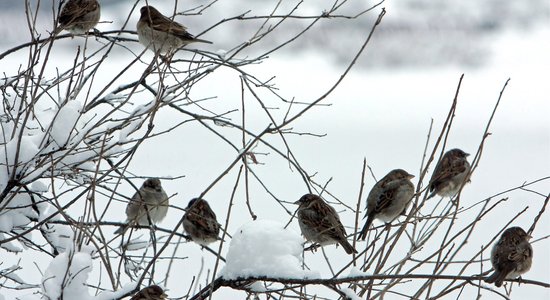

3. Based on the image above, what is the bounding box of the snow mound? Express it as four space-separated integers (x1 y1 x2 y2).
220 220 319 280
41 251 93 300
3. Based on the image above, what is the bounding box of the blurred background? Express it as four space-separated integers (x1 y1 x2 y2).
1 0 549 68
0 0 548 299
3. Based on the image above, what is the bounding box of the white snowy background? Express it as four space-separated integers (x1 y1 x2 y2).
0 0 548 299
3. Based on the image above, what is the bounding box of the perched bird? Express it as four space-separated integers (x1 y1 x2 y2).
136 5 212 55
182 198 221 246
485 227 533 287
54 0 100 35
295 194 357 254
358 169 415 241
130 285 167 300
427 148 471 199
114 178 169 234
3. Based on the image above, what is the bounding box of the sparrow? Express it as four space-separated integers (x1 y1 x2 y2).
54 0 100 35
485 227 533 287
130 285 167 300
136 5 212 55
114 178 169 234
295 194 357 254
182 198 221 246
427 148 471 199
358 169 415 241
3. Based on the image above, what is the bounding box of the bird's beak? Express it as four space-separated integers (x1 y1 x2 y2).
407 174 415 179
161 293 168 299
293 200 302 205
465 152 471 157
527 235 533 240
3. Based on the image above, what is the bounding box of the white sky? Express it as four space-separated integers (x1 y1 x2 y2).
0 1 548 299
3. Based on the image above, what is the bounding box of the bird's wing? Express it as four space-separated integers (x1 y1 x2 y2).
186 203 219 233
315 201 348 238
374 179 406 213
125 190 145 220
429 155 467 191
59 1 99 25
492 241 518 273
150 14 196 40
507 243 532 262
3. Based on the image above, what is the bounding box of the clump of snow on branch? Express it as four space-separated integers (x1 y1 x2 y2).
220 220 319 280
94 283 139 300
0 81 149 191
38 203 77 254
343 267 372 278
0 182 49 253
0 192 38 252
48 100 84 148
341 287 362 300
41 250 93 300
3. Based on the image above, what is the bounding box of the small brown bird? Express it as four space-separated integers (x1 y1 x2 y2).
485 227 533 287
130 285 167 300
183 198 221 246
427 148 470 199
114 178 169 234
295 194 357 254
54 0 100 35
136 5 212 55
358 169 415 241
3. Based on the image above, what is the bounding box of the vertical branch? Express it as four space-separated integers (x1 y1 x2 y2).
208 166 244 300
240 76 257 220
352 158 367 266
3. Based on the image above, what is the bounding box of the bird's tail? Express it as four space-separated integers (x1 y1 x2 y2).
114 224 128 235
358 215 374 241
339 239 358 255
192 38 213 44
52 26 62 36
426 189 438 200
484 270 506 287
51 25 65 37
